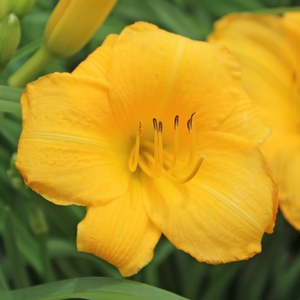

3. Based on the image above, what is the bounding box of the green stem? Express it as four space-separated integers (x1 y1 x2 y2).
8 45 55 88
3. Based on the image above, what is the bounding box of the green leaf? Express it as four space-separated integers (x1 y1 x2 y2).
251 6 300 14
1 277 189 300
1 206 29 289
48 239 121 278
0 85 23 101
0 85 22 113
0 99 21 113
11 38 42 62
0 200 43 276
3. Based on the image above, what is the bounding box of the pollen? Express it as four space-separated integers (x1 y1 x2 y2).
128 114 205 183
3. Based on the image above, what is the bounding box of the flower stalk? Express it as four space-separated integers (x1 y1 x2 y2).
8 0 117 87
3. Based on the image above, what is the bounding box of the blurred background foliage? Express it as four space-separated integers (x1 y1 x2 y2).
1 0 300 299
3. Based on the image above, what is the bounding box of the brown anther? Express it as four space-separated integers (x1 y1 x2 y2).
187 119 192 131
174 115 179 129
158 121 163 132
139 121 143 136
187 113 196 131
153 118 158 131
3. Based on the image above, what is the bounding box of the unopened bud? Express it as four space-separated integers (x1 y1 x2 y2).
11 0 36 18
0 0 12 21
44 0 117 58
0 13 20 73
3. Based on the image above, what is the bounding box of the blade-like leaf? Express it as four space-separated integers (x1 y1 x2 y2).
0 85 22 114
1 277 189 300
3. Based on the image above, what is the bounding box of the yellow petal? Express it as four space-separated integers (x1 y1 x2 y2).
77 180 161 277
72 34 117 80
107 22 242 138
209 13 300 230
143 132 277 263
16 73 130 206
208 14 298 131
282 13 300 63
262 132 300 230
218 87 271 145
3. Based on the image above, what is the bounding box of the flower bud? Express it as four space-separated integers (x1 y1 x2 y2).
0 0 12 21
0 13 20 73
44 0 117 58
11 0 36 18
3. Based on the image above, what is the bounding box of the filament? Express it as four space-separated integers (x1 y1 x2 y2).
157 121 164 176
186 113 196 170
164 154 205 184
128 122 142 172
128 113 204 183
167 115 179 174
153 118 159 175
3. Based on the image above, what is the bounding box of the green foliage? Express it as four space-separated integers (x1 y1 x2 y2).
1 0 300 299
1 277 188 300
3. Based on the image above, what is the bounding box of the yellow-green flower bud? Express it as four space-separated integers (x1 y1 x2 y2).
0 0 12 21
0 13 20 73
44 0 117 58
11 0 36 18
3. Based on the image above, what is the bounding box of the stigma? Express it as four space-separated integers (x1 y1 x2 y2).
128 114 205 184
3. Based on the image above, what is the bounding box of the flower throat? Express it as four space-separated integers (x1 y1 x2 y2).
128 114 205 183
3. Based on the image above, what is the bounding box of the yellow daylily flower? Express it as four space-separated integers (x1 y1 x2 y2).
16 22 277 276
208 12 300 230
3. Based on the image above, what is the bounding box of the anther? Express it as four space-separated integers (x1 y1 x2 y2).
174 115 179 129
153 118 158 131
130 114 204 184
187 112 195 131
187 119 192 131
139 121 143 136
186 113 197 169
158 121 163 132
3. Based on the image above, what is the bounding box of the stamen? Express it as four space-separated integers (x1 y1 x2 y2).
152 119 163 177
187 112 195 131
128 122 142 172
157 121 164 176
186 113 196 170
153 118 158 131
164 154 206 184
130 114 204 184
174 115 179 129
153 118 159 174
158 121 163 132
167 115 179 174
138 151 157 178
